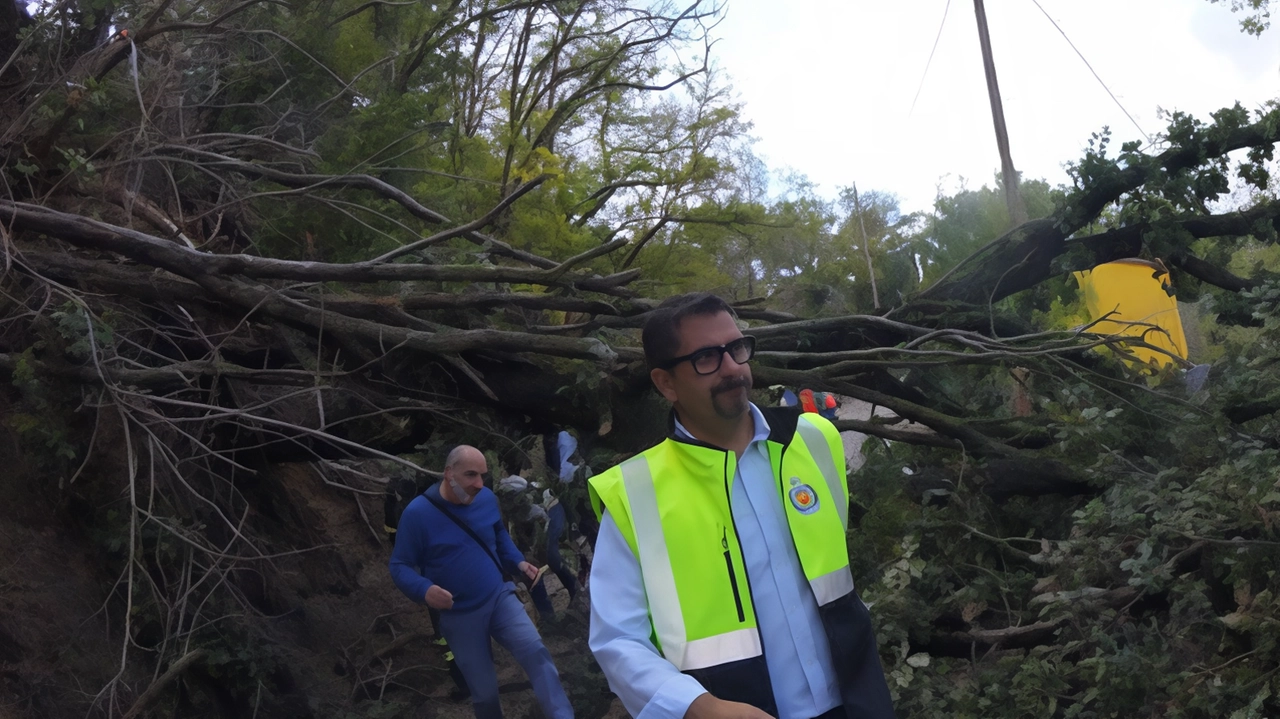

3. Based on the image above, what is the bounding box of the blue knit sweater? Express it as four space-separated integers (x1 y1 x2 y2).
389 483 525 612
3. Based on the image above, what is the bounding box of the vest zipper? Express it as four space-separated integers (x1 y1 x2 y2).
719 443 771 678
721 527 745 622
722 453 753 625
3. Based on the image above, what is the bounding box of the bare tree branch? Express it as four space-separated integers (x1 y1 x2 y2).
1 201 640 293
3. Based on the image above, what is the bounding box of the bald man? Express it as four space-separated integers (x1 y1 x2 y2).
390 445 574 719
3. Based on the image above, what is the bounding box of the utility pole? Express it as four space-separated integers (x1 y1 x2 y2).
851 183 880 310
973 0 1028 227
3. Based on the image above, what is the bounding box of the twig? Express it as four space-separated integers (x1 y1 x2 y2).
120 648 208 719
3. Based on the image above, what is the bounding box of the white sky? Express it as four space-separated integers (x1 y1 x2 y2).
711 0 1280 213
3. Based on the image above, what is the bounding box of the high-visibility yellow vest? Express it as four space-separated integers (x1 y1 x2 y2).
588 411 853 672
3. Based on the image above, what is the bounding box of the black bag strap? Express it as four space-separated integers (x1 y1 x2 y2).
425 491 511 581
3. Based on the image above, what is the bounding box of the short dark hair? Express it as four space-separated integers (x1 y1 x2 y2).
641 293 737 370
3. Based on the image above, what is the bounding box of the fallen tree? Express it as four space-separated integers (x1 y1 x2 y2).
3 0 1280 717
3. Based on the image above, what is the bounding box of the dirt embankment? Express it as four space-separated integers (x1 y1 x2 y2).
0 434 624 719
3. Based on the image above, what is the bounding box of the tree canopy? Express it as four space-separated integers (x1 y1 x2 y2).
2 1 1280 717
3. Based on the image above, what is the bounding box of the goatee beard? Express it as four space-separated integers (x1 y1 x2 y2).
711 378 751 420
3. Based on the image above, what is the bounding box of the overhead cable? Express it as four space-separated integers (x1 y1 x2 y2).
909 0 953 118
1029 0 1152 143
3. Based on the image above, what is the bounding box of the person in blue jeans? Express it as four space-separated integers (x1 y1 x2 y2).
543 500 578 606
496 465 579 623
390 445 574 719
544 430 588 599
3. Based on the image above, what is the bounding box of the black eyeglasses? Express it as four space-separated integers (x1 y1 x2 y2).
659 336 756 375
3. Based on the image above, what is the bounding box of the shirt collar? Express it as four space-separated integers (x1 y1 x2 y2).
672 402 771 447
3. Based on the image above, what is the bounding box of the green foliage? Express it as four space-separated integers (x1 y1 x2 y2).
50 302 114 360
839 287 1280 716
1207 0 1273 35
8 0 1280 716
921 177 1061 286
1212 280 1280 422
4 350 79 469
201 626 285 699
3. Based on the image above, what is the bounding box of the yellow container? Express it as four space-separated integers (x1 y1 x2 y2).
1073 259 1188 369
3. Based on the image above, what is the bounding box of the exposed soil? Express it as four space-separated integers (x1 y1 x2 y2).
0 442 628 719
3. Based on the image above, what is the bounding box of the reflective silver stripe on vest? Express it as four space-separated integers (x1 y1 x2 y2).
620 456 688 667
620 456 763 671
682 627 763 672
809 565 855 606
796 418 847 529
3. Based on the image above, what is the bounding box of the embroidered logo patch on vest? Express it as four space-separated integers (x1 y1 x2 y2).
788 477 820 514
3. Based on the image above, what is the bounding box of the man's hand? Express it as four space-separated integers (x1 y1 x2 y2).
684 693 774 719
425 585 454 610
518 561 539 582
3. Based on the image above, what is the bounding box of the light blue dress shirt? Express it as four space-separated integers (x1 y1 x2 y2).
589 404 843 719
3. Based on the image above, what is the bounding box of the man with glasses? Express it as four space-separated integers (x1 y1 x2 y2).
389 445 574 719
587 294 895 719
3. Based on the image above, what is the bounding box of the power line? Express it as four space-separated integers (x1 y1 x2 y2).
909 0 953 118
1029 0 1152 144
